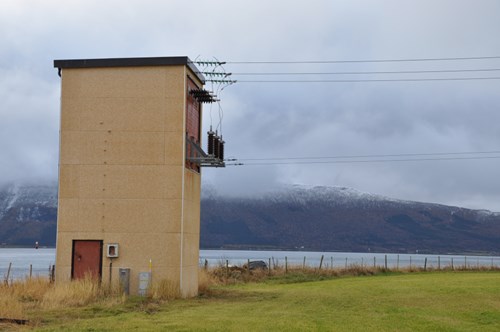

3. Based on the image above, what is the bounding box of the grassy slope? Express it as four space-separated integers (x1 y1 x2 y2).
19 272 500 331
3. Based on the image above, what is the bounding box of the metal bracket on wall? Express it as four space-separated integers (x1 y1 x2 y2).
189 89 219 103
186 135 225 168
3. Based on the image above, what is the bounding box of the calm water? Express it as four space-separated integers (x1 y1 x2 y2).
1 248 499 280
0 248 56 279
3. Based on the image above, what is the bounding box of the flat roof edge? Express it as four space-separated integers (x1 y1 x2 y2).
53 56 204 83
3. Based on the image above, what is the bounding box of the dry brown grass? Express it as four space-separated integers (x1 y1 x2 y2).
198 268 220 296
42 276 124 309
0 292 24 320
202 263 500 286
0 276 126 322
0 271 218 321
147 279 180 301
0 278 51 319
207 264 340 284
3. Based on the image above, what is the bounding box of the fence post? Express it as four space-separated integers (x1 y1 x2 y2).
385 255 388 270
373 257 376 269
285 256 288 274
319 255 324 270
268 258 271 275
451 258 454 270
397 255 400 271
29 264 33 279
345 257 348 270
4 262 12 285
303 256 306 270
424 257 427 271
50 265 55 283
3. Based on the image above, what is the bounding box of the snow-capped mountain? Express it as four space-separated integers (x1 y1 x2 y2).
266 185 425 207
0 183 57 221
201 185 500 254
0 183 57 246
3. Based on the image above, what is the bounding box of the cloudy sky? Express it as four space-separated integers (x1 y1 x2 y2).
1 0 500 210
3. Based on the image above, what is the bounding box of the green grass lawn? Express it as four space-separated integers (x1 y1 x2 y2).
19 271 500 331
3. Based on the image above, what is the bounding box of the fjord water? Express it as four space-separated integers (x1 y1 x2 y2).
1 248 499 280
0 248 56 279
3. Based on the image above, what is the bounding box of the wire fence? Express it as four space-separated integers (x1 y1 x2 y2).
200 253 500 272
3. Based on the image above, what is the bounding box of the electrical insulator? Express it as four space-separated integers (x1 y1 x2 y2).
217 137 223 160
219 140 225 161
207 131 215 155
214 135 220 160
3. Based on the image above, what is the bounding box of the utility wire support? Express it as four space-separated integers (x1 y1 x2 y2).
206 79 238 84
193 60 226 66
193 57 237 140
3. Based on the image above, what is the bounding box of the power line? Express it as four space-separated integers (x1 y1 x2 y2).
228 155 500 166
233 68 500 76
237 77 500 83
237 150 500 161
227 55 500 65
231 150 500 166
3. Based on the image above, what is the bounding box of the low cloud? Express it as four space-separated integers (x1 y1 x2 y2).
1 0 500 211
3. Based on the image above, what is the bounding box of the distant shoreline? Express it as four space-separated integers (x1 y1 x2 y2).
0 246 498 256
0 246 55 249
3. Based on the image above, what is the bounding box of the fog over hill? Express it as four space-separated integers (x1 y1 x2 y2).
1 183 499 254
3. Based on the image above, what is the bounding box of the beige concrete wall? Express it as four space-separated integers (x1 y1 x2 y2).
56 65 202 297
180 169 201 297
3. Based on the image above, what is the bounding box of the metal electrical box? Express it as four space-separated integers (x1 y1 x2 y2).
119 268 130 295
138 272 151 296
107 244 119 258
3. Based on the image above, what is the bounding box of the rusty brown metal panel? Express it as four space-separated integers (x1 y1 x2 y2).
186 77 201 172
72 240 103 280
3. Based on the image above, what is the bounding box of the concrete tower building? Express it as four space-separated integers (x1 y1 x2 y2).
53 57 217 297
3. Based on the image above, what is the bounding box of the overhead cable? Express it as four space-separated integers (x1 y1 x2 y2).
237 77 500 83
232 68 500 76
228 155 500 166
227 55 500 64
237 150 500 161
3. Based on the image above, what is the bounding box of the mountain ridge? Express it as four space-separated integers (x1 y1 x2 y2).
1 183 499 254
0 182 58 246
200 185 500 254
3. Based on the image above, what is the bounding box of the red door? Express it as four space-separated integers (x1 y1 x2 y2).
72 240 103 280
